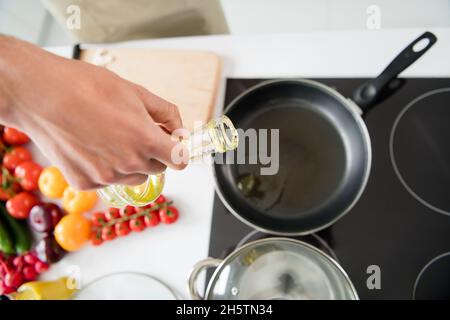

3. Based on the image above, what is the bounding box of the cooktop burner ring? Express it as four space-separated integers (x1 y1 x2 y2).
389 87 450 216
413 251 450 300
235 230 339 262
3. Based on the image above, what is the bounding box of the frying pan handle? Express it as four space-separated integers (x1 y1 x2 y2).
353 31 437 112
187 258 221 300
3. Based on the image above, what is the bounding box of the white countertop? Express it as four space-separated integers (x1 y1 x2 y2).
40 28 450 299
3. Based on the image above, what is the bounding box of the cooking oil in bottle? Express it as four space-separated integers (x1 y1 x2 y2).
97 115 238 207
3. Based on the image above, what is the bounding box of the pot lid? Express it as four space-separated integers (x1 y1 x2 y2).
74 272 177 300
206 238 357 300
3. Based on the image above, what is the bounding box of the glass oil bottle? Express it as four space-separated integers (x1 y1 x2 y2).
97 115 238 207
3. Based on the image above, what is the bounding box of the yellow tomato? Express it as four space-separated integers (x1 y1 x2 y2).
62 187 98 215
54 213 91 251
38 166 68 198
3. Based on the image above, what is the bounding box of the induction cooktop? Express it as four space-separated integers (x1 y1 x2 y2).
208 78 450 300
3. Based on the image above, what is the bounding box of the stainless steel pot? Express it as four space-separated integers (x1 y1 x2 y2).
188 238 358 300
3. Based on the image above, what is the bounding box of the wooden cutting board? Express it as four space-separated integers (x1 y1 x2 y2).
80 48 222 131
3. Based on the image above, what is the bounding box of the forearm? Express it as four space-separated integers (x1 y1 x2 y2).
0 35 24 127
0 35 58 130
0 35 13 121
0 35 185 190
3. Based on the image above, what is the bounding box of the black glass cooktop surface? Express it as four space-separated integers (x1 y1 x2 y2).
208 78 450 300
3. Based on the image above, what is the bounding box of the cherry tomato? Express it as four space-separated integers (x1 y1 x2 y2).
159 206 179 224
3 127 30 145
54 213 91 251
121 205 136 217
62 187 97 215
90 232 103 246
144 211 160 227
0 173 21 201
2 146 32 171
14 161 42 191
105 207 120 221
135 203 154 212
155 194 166 204
101 226 116 241
115 221 130 236
6 191 39 219
0 188 12 201
38 166 68 198
129 217 146 232
90 212 106 227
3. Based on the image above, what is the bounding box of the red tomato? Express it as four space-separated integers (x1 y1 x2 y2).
121 205 136 217
90 232 103 246
6 192 40 219
115 221 130 236
101 226 116 241
3 128 30 145
105 207 121 221
136 203 154 211
129 217 146 232
159 206 179 224
14 161 43 191
155 194 166 204
91 212 106 227
135 204 154 215
2 146 32 171
0 188 13 201
0 174 21 201
144 211 160 227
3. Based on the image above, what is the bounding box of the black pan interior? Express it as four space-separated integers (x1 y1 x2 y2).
214 80 370 234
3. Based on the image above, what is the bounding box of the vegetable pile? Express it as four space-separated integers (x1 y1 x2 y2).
0 126 180 296
0 127 54 294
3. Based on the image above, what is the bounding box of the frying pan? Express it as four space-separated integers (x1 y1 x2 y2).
213 31 437 235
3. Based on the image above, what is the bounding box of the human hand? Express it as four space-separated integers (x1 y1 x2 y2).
0 36 187 190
